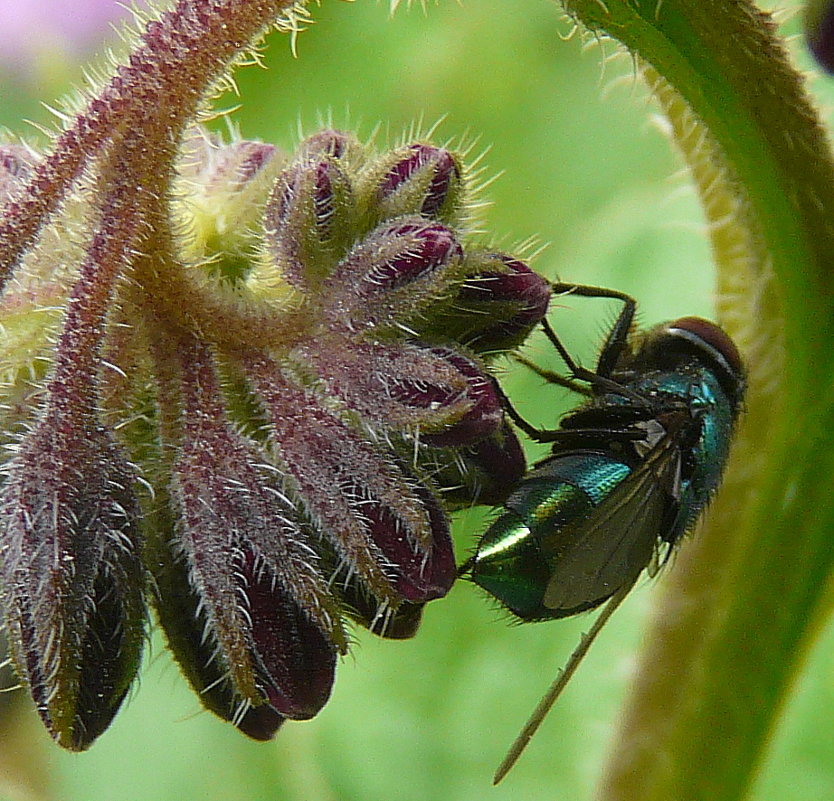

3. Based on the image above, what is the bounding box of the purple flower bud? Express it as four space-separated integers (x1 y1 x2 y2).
302 338 502 446
418 348 504 446
366 221 462 288
235 143 277 185
270 162 334 230
300 129 362 162
239 549 337 719
239 707 286 741
192 139 278 191
376 143 462 220
0 416 144 750
150 540 286 741
420 253 551 353
357 472 455 602
429 423 527 508
165 343 344 728
177 133 279 200
807 0 834 73
264 157 355 289
171 450 342 720
246 358 456 605
323 219 463 329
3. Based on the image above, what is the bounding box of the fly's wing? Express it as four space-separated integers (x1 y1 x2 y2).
542 431 682 613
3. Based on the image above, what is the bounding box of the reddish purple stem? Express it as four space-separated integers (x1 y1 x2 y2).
45 144 145 430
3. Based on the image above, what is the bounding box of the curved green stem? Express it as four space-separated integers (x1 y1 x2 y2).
554 2 834 800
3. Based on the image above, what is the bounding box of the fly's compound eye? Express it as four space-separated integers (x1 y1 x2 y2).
666 317 744 397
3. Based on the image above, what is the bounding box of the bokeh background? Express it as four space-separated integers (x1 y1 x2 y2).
1 1 834 800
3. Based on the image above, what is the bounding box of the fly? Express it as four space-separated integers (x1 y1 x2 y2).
459 282 745 783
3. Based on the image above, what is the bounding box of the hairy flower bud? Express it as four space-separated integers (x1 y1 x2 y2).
299 129 363 163
240 550 337 718
161 342 344 728
176 133 282 281
417 252 551 353
264 157 356 288
0 416 144 750
418 347 504 446
301 338 502 445
373 143 463 221
150 531 287 741
339 580 425 640
323 219 463 330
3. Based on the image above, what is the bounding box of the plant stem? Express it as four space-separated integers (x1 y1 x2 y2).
554 2 834 800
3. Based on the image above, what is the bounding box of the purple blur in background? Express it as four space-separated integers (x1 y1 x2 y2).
0 0 132 70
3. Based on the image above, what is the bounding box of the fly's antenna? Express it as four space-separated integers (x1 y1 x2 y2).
492 575 638 784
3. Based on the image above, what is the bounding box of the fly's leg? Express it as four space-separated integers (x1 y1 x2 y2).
493 377 643 446
492 575 639 784
549 282 637 380
514 354 592 397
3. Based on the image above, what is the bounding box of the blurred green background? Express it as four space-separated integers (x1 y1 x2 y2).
2 1 834 800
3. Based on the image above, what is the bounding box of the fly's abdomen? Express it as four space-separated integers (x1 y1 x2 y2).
470 453 631 620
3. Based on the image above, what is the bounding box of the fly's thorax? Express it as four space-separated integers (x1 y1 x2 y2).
622 360 739 541
678 368 739 529
640 364 735 464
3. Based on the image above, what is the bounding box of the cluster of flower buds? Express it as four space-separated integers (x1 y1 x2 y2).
0 128 550 749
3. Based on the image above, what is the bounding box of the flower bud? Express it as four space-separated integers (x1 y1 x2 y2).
418 253 551 353
164 343 345 727
373 143 463 221
0 417 144 750
299 129 363 164
176 134 282 277
149 533 286 741
323 218 463 330
358 472 456 603
238 548 338 719
418 347 504 446
302 338 502 445
264 157 357 289
191 138 279 194
170 441 344 714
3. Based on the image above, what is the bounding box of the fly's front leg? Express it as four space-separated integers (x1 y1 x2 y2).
549 282 637 379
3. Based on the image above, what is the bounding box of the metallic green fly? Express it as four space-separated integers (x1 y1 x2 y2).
460 282 745 782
